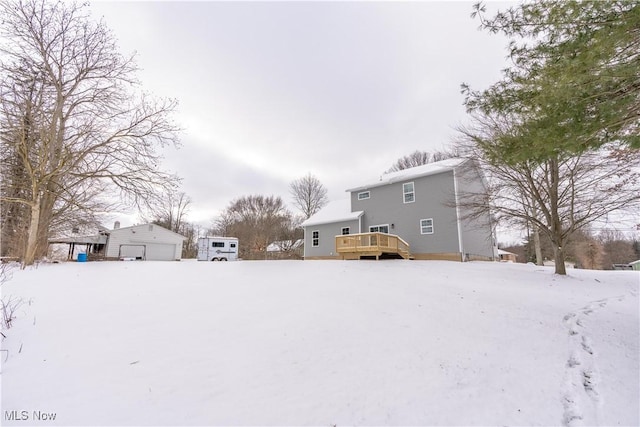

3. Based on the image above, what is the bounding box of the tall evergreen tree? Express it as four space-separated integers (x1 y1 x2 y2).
463 1 640 162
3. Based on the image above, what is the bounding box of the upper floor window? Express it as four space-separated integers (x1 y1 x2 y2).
403 182 415 204
341 227 350 235
420 218 434 234
312 231 319 247
358 191 370 200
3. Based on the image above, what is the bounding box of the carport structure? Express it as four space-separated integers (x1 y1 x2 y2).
48 234 108 260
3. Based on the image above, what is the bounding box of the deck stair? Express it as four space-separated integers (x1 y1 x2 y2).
335 232 412 260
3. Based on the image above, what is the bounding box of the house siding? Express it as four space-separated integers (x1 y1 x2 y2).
105 224 184 260
304 219 360 259
455 166 496 260
350 170 461 256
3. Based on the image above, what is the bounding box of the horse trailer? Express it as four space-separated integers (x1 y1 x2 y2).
197 237 239 261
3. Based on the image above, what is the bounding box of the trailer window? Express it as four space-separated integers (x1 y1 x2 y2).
212 242 225 248
230 243 236 248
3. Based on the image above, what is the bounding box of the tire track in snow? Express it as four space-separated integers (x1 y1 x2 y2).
560 295 626 426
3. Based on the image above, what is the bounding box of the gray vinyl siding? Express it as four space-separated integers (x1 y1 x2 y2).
455 166 496 259
303 219 360 258
350 171 460 254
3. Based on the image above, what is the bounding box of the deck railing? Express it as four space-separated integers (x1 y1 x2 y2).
335 232 411 259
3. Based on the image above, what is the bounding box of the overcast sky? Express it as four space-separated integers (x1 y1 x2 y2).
90 1 514 229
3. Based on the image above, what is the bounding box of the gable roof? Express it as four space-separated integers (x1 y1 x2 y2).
108 223 187 240
345 157 467 192
301 199 363 227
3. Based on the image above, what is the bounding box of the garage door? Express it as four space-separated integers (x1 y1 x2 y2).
145 244 177 261
119 245 145 259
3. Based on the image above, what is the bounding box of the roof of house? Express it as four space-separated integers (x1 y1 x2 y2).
497 249 517 257
345 157 467 192
301 199 364 227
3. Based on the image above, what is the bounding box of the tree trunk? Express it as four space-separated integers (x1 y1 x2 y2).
548 156 567 275
23 197 41 267
553 245 567 275
533 227 543 266
35 188 56 259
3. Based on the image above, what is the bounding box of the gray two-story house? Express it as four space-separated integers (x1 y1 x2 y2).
301 158 496 261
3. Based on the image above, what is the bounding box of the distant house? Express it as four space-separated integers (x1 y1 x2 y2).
50 222 187 261
301 158 496 261
497 249 518 262
266 239 304 259
630 260 640 271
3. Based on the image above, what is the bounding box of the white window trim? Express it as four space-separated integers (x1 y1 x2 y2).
369 224 390 234
420 218 434 235
403 182 415 204
341 227 350 235
358 191 370 200
312 230 319 247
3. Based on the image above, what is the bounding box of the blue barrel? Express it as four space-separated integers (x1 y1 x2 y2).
77 253 87 262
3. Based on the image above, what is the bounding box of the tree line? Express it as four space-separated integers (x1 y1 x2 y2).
501 228 640 270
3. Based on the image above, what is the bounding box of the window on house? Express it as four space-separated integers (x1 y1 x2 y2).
212 242 225 248
420 218 434 234
358 191 370 200
369 224 389 234
341 227 350 235
312 231 319 247
403 182 415 203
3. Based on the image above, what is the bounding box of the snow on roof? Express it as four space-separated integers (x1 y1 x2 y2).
301 199 363 227
109 223 187 240
345 157 467 192
497 249 517 256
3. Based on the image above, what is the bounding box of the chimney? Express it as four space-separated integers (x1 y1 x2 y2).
114 221 120 230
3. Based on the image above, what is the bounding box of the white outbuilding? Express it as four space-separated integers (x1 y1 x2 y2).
104 223 186 261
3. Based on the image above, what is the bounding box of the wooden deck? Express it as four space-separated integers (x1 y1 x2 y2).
335 232 412 260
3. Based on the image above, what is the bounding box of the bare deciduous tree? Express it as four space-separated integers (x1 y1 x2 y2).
142 190 197 258
212 195 295 260
0 0 180 266
143 191 192 233
289 173 328 219
457 114 640 275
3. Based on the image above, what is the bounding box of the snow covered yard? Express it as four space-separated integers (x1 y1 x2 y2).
1 260 638 426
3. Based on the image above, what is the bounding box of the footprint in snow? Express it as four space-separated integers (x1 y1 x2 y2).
581 336 594 355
